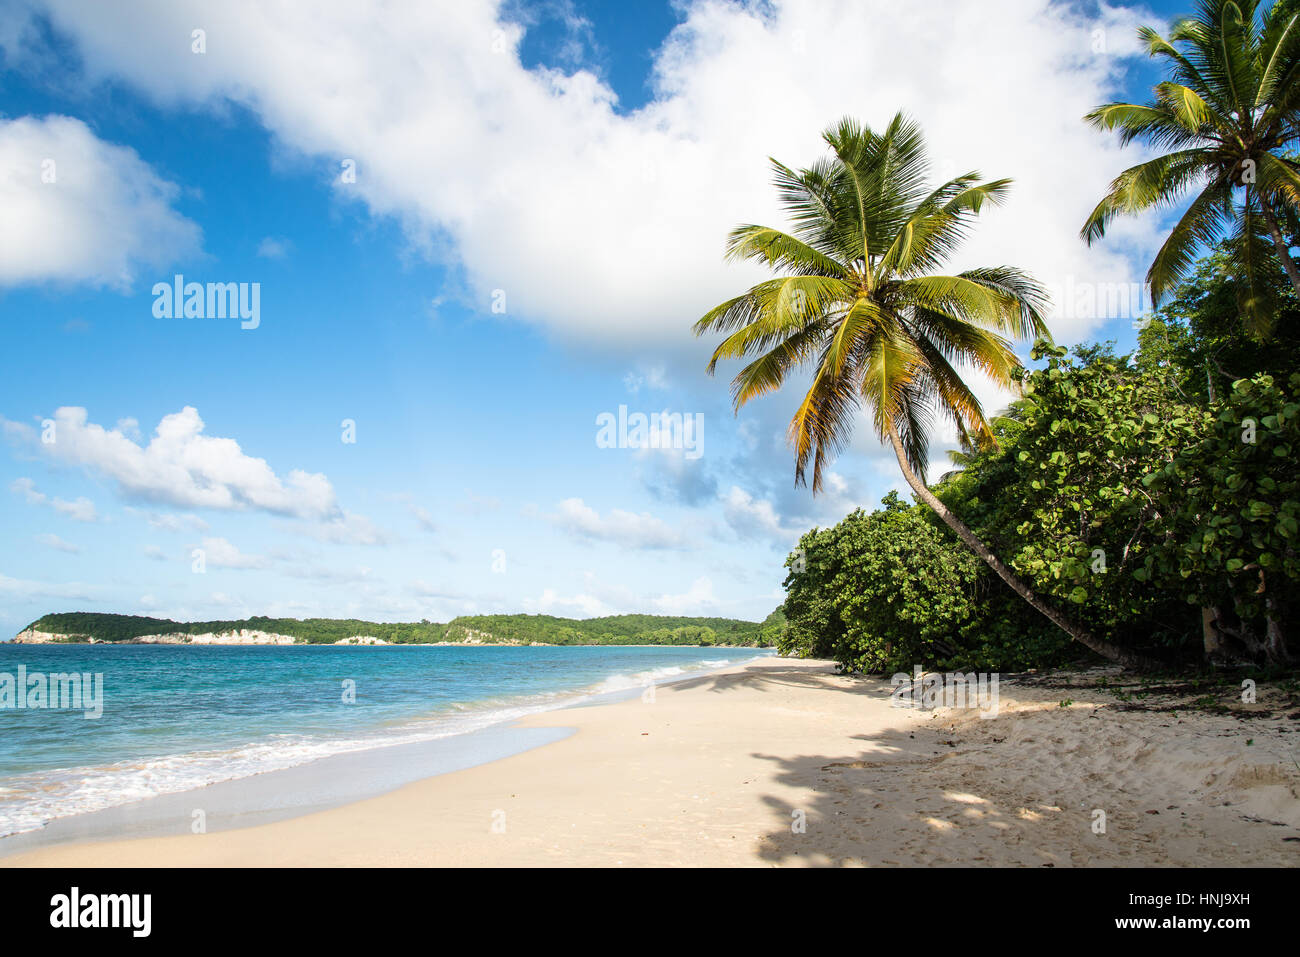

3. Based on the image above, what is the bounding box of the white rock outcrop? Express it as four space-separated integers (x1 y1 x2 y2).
12 629 84 644
11 628 299 645
137 630 299 645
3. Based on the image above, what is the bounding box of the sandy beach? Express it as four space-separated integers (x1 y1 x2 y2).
3 656 1297 867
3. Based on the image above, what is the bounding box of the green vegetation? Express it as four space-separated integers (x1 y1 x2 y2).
779 490 1073 673
782 492 983 672
777 242 1299 673
442 613 772 646
18 612 775 647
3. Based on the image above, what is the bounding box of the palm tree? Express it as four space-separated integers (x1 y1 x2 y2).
694 113 1151 669
1081 0 1300 336
938 414 1016 483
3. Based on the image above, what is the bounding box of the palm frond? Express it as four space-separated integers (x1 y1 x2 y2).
1081 150 1215 244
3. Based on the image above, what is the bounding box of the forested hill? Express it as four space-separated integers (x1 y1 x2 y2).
15 611 782 646
442 613 781 646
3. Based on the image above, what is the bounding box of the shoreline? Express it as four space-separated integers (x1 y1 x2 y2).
0 721 576 858
0 649 761 851
3 656 1297 867
3 640 772 648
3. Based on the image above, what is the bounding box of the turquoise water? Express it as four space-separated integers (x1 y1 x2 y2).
0 643 763 836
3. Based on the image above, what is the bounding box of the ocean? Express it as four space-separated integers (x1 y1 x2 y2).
0 643 764 838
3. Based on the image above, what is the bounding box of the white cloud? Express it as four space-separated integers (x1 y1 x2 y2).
645 575 717 616
35 532 80 553
15 406 338 519
525 587 616 618
410 504 437 533
256 236 291 259
291 510 389 546
624 364 670 393
195 536 269 570
115 417 142 440
203 592 252 616
277 561 374 584
0 571 97 601
721 485 804 545
550 497 685 550
722 473 863 546
0 113 200 289
126 508 210 533
5 0 1162 348
523 573 720 618
9 477 99 522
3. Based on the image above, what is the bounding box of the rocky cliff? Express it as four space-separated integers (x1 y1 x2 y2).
12 628 300 645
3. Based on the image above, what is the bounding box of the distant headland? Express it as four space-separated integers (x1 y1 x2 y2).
10 611 785 647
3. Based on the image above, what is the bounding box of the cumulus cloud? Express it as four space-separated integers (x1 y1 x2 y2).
9 476 98 522
195 536 269 570
0 113 201 289
644 575 718 616
717 469 871 547
14 406 339 519
4 0 1161 348
524 587 616 618
721 485 805 545
550 497 685 550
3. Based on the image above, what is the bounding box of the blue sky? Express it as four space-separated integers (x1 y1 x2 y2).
0 0 1191 636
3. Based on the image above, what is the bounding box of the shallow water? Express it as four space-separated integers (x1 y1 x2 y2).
0 643 763 837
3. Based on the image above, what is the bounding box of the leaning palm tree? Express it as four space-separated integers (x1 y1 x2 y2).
1081 0 1300 335
695 113 1149 668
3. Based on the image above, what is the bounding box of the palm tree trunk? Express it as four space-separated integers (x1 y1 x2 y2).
1201 605 1224 658
1263 597 1291 666
1255 194 1300 299
885 424 1158 670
